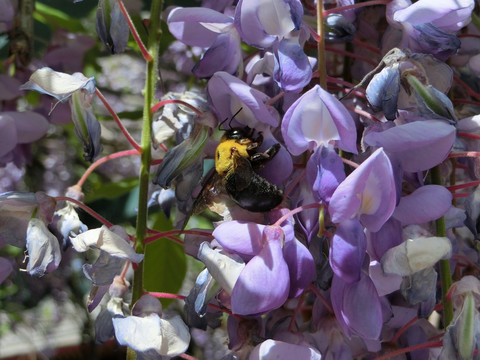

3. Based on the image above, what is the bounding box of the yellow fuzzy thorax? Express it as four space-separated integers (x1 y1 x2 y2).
215 139 250 176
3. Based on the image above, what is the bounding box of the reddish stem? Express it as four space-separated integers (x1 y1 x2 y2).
457 132 480 140
55 196 113 227
179 354 198 360
453 192 471 198
353 38 381 55
447 181 480 192
341 157 360 169
325 46 378 67
118 0 152 62
151 99 203 115
144 229 213 245
77 149 140 188
309 283 334 314
148 292 235 316
454 75 480 101
391 315 418 343
95 89 142 151
288 292 307 332
449 151 480 158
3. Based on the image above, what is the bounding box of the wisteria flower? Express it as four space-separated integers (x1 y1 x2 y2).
0 257 13 284
207 71 279 128
112 294 191 358
234 0 303 48
250 339 322 360
167 7 242 78
0 111 50 166
329 148 396 232
363 119 456 172
210 221 315 315
0 191 56 248
381 235 452 276
386 0 474 60
281 85 357 155
25 218 61 277
331 272 383 340
330 218 366 283
306 145 346 204
20 67 96 102
70 225 143 264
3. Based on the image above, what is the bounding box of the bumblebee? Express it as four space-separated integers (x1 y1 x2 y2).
192 127 284 214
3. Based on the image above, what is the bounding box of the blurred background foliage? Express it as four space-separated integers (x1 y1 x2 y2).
0 1 206 358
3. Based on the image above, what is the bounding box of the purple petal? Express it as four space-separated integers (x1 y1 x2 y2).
306 145 346 203
168 7 233 47
364 120 455 172
0 257 13 284
408 23 461 62
3 111 49 144
0 0 14 23
231 233 289 315
366 217 403 261
273 38 312 92
0 75 22 100
331 273 383 340
281 85 357 156
83 251 125 286
234 0 303 48
132 294 163 317
330 219 366 283
213 221 265 256
393 0 474 32
0 114 17 158
207 71 279 127
283 238 315 297
329 148 396 232
192 32 241 78
393 185 452 225
0 192 56 248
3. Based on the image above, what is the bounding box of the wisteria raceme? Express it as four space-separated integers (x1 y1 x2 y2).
2 0 480 359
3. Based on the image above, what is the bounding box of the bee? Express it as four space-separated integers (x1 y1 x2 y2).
192 126 284 214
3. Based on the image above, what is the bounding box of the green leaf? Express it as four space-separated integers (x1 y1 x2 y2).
34 3 86 33
84 177 139 203
143 212 187 308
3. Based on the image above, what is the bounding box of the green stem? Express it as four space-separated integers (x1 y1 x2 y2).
316 0 327 89
431 165 453 327
131 0 162 309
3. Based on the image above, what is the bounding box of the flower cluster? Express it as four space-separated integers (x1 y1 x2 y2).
2 0 480 359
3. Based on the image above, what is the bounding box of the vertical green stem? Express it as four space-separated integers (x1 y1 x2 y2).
127 2 162 360
316 0 327 89
131 0 162 306
431 165 453 327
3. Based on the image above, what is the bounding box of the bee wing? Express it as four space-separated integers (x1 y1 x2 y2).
191 170 225 215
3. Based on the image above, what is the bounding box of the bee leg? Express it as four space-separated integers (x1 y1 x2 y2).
250 143 280 167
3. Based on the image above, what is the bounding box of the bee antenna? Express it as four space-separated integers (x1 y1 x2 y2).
219 107 243 131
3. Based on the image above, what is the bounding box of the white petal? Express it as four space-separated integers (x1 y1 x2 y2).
381 236 451 276
197 241 245 294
